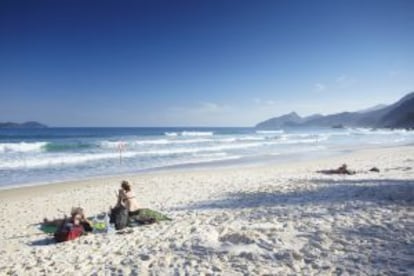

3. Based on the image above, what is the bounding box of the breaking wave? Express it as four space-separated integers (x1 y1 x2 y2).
0 142 48 153
256 130 284 135
1 126 413 188
164 131 214 137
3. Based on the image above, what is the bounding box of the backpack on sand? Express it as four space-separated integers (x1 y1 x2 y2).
54 220 84 242
110 205 129 230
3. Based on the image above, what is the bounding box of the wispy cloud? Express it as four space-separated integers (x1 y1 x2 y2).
169 102 232 114
314 83 326 92
162 102 233 126
336 74 356 87
313 75 355 93
197 102 221 112
253 98 278 106
336 75 347 83
388 70 400 77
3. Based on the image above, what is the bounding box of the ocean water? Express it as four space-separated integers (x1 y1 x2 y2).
0 127 413 189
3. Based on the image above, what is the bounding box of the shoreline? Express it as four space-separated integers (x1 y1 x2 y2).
2 126 413 190
0 144 411 198
0 145 375 196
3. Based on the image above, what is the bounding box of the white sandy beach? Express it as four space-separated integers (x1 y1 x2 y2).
0 146 413 275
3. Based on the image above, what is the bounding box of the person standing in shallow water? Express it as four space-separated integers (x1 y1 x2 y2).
116 180 140 215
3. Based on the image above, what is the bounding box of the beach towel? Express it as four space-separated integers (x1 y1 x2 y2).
39 209 171 235
128 208 171 226
40 218 101 234
39 223 58 234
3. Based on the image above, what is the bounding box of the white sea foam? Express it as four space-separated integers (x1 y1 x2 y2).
193 152 229 158
0 151 140 169
164 131 214 137
280 133 320 139
98 141 125 149
0 142 48 153
133 138 212 145
2 127 413 183
219 136 267 143
139 139 173 145
99 138 213 148
135 142 264 156
256 130 284 134
1 137 335 170
179 154 242 164
181 131 214 136
279 138 327 144
349 128 412 135
0 147 237 170
99 133 322 149
326 131 352 137
0 142 263 169
145 153 242 170
277 133 328 143
269 137 327 144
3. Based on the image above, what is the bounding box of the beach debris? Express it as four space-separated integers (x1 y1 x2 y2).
317 164 356 175
369 167 380 173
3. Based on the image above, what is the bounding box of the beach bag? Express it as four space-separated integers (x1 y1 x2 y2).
110 205 129 230
54 220 84 242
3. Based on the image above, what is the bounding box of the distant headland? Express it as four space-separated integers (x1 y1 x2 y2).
256 91 414 129
0 121 48 129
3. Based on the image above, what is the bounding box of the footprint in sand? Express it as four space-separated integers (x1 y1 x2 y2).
220 232 255 245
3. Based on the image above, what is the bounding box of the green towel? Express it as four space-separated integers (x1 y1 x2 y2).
129 208 171 226
39 210 171 233
39 224 58 234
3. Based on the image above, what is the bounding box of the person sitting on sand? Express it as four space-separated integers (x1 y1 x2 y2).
116 180 140 215
111 180 171 229
317 164 356 175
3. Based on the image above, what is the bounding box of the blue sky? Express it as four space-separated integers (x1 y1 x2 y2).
1 0 413 127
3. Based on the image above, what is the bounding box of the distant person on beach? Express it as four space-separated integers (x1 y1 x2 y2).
317 164 356 175
115 180 140 214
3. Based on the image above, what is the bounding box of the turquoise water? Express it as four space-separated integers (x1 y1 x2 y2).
0 127 413 188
